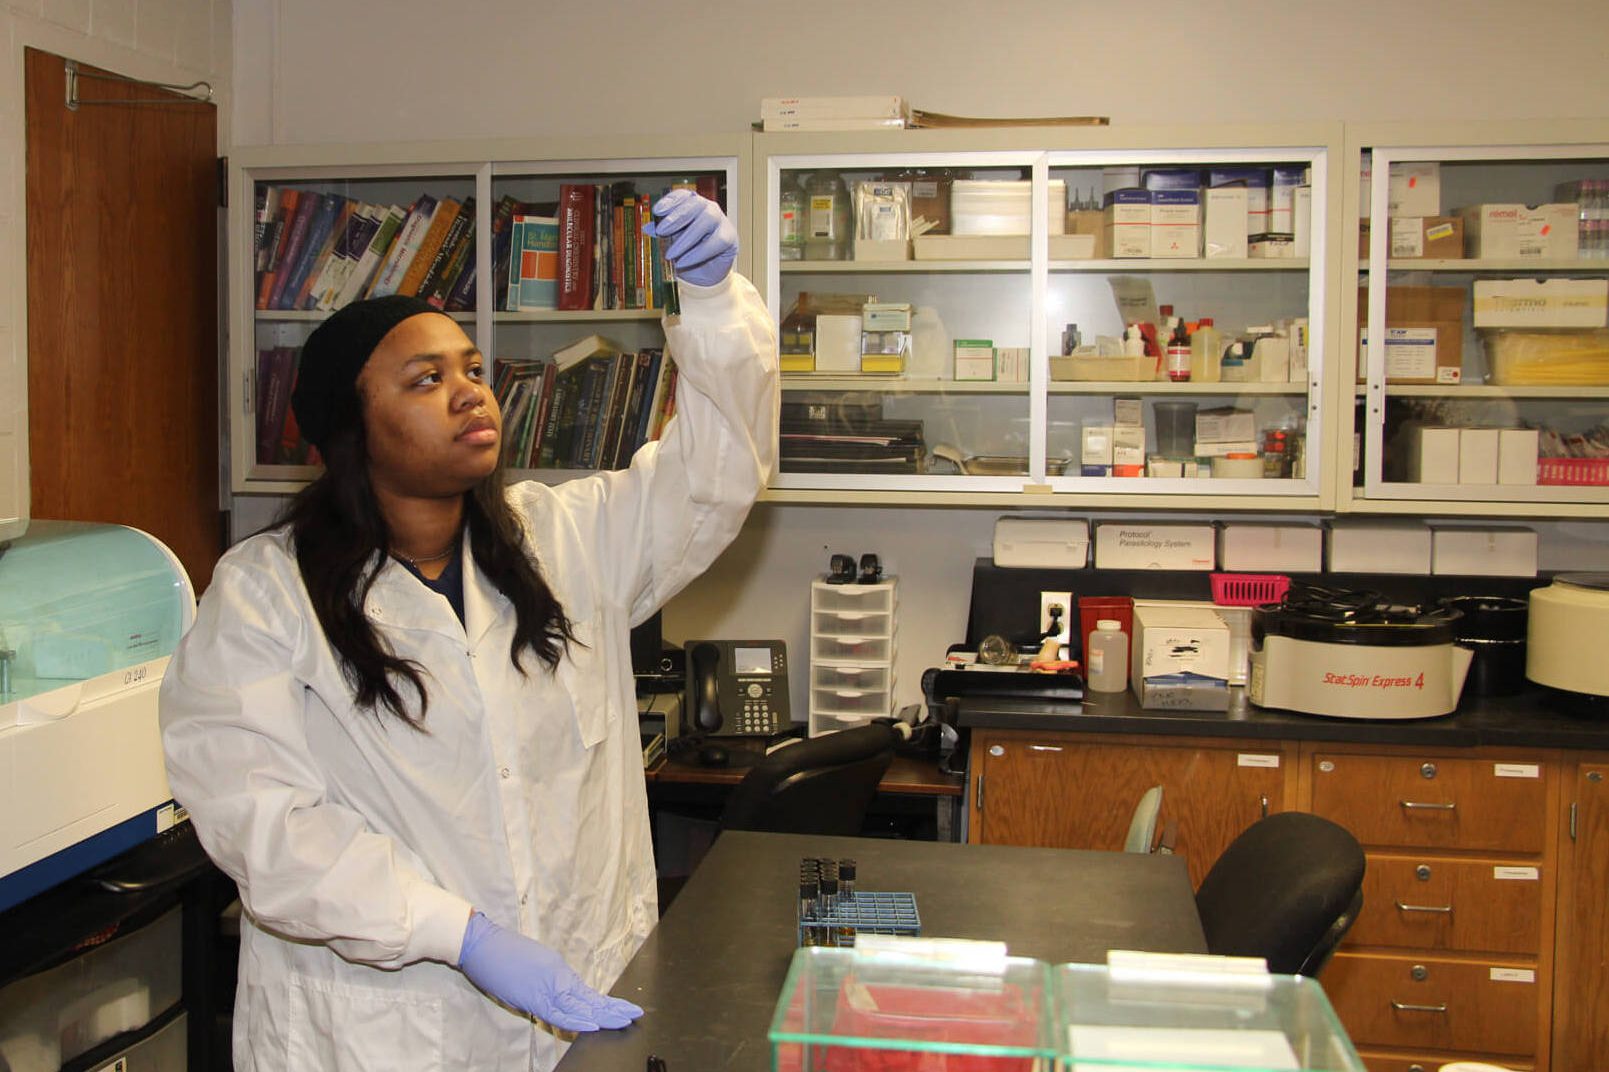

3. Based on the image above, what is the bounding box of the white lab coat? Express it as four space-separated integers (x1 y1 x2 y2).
160 274 777 1072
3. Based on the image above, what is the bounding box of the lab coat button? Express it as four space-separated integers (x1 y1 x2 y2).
520 894 528 906
500 766 511 779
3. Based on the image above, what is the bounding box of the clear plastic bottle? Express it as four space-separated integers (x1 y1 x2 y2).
803 172 850 260
1085 620 1129 693
778 174 806 261
1190 317 1223 383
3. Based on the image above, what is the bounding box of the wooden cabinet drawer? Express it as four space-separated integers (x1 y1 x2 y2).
1310 753 1547 852
1325 952 1540 1057
1346 853 1544 954
1357 1050 1532 1072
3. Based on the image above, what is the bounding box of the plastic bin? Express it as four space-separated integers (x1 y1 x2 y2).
0 907 182 1071
813 635 895 664
812 609 896 639
1484 328 1609 386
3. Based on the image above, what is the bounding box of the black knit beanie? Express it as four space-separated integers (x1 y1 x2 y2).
291 294 438 452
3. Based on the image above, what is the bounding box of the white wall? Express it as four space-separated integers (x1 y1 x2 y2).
230 0 1609 719
1 0 231 540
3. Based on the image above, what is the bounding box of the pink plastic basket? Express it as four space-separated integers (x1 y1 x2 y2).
1210 572 1291 607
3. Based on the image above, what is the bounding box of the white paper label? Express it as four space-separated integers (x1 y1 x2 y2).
1238 753 1281 768
1495 763 1540 779
1490 967 1535 983
1494 866 1539 881
1390 217 1425 258
156 803 177 833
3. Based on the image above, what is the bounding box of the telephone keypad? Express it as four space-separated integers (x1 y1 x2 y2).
736 678 779 734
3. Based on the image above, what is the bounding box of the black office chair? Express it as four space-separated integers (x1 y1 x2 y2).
719 723 897 835
1193 811 1366 977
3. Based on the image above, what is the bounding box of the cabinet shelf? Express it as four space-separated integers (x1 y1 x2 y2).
782 376 1307 395
782 259 1027 274
1051 258 1309 273
1363 384 1609 399
1368 257 1609 273
495 309 662 323
781 258 1311 274
254 310 475 323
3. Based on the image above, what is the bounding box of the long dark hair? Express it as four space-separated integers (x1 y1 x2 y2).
278 422 574 729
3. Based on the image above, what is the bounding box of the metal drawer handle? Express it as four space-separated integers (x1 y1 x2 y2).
1400 800 1457 811
1027 744 1064 753
1391 1001 1449 1013
1395 900 1453 914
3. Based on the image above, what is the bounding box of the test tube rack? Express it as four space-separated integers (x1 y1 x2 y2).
797 891 921 948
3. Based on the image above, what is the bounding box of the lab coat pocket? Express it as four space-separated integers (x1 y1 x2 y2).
286 975 444 1072
555 616 616 749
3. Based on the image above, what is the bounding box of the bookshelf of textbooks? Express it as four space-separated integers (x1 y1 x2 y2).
1342 119 1609 518
751 125 1344 510
227 137 748 494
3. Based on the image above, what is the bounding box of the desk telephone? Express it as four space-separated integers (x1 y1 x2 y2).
684 639 790 737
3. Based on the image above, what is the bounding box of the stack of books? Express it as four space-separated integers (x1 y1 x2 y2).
491 335 679 472
254 187 476 312
759 96 909 133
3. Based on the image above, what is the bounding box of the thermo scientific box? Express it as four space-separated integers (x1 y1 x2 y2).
0 521 195 912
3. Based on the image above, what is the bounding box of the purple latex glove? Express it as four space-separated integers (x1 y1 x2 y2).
458 910 644 1031
643 188 738 287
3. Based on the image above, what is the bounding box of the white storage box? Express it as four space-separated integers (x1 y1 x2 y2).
1473 278 1609 329
949 180 1066 235
1130 603 1231 711
1388 161 1441 216
1460 202 1579 259
993 517 1090 569
1458 427 1500 484
1499 428 1540 485
1430 525 1539 577
1218 522 1322 573
1325 520 1433 574
1407 425 1461 484
1094 523 1216 571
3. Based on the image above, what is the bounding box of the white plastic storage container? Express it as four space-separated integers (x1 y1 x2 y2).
0 907 183 1071
809 577 898 736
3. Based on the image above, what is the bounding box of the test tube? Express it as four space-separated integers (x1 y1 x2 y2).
839 859 857 899
799 878 820 942
820 873 839 917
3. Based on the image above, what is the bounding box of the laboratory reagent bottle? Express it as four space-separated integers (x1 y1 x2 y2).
1085 619 1129 693
1190 317 1222 383
779 174 806 261
803 173 850 260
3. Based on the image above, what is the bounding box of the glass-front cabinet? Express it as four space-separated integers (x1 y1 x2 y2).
1347 121 1609 516
226 139 746 494
755 125 1341 507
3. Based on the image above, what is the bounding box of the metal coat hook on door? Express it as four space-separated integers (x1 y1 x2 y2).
65 59 213 111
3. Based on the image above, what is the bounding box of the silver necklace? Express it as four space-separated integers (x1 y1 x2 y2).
393 539 458 568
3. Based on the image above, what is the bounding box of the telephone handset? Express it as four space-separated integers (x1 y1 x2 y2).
683 640 790 737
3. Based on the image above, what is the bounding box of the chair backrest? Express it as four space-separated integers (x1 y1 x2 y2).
719 724 896 836
1124 785 1165 853
1194 811 1366 977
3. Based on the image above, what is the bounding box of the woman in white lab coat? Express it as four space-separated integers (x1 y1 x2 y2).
159 191 777 1072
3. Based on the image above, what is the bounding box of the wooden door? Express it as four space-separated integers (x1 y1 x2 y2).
25 48 220 589
969 730 1291 886
1552 756 1609 1072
